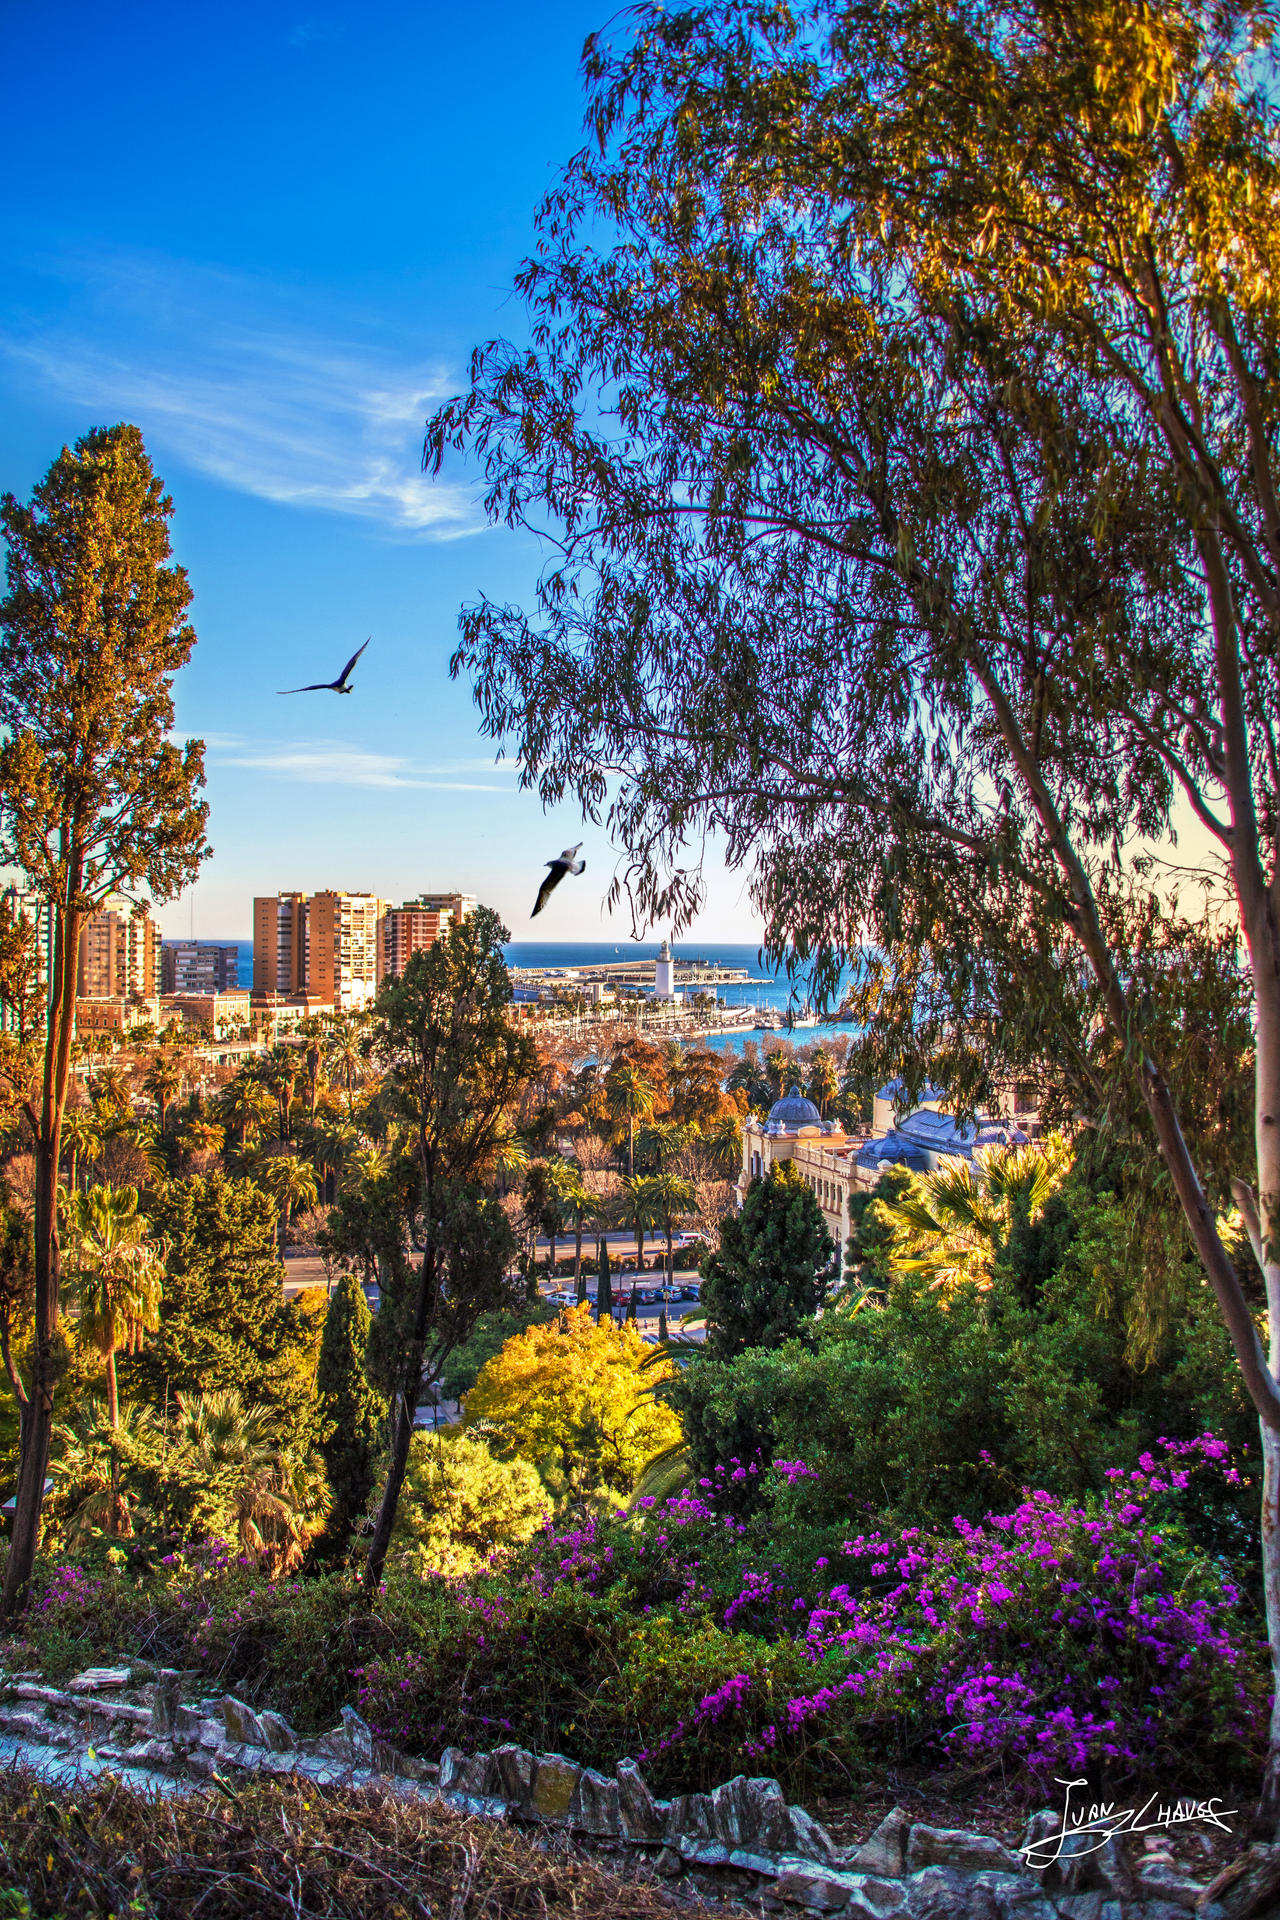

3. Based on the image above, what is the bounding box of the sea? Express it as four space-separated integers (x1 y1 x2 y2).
221 937 852 1054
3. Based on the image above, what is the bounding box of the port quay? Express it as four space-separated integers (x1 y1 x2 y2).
507 951 783 1038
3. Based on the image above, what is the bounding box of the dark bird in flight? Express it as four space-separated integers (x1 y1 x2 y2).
278 637 370 695
532 843 586 918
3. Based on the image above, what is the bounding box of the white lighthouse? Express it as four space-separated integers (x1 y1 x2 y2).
654 935 675 999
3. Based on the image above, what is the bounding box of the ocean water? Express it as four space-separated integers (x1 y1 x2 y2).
219 938 852 1051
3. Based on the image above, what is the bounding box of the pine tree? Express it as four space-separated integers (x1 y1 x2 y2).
701 1163 839 1359
118 1172 315 1424
0 425 207 1611
315 1272 385 1554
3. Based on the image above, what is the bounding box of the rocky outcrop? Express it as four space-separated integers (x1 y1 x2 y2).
0 1667 1242 1920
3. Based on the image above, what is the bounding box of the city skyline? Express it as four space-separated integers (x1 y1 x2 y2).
0 1 765 947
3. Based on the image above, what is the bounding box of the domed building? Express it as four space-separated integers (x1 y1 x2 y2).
738 1086 856 1249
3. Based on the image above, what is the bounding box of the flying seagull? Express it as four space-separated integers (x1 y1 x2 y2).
278 637 370 695
532 843 586 917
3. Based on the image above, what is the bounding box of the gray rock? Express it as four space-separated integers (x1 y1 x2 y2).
221 1697 265 1747
729 1848 788 1876
907 1826 1021 1876
616 1757 666 1842
529 1752 578 1820
968 1869 1056 1919
788 1803 839 1866
492 1743 536 1809
572 1766 620 1836
341 1706 373 1766
1013 1812 1104 1896
843 1881 911 1920
1132 1859 1207 1911
850 1810 912 1878
437 1746 466 1789
148 1670 183 1737
67 1666 132 1693
1199 1844 1280 1920
667 1791 715 1841
771 1868 855 1911
905 1863 986 1920
712 1775 793 1853
654 1847 683 1878
258 1710 298 1754
1050 1896 1105 1920
673 1838 731 1868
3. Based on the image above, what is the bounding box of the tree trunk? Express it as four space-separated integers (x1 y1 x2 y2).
2 899 80 1617
105 1350 119 1430
364 1237 437 1595
1259 1421 1280 1831
573 1218 584 1299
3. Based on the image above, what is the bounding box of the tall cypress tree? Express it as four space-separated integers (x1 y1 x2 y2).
316 1272 385 1555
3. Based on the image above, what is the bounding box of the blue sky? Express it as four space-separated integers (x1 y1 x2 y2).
0 0 763 944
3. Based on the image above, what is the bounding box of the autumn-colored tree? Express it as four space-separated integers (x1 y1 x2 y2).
465 1302 681 1496
0 426 206 1609
393 1429 545 1574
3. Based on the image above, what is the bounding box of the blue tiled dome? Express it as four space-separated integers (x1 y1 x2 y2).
767 1085 822 1127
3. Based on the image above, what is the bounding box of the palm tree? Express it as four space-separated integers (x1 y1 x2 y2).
50 1399 159 1543
880 1135 1073 1293
325 1020 366 1117
619 1173 661 1273
64 1184 164 1443
551 1161 593 1298
218 1072 275 1148
255 1151 319 1252
702 1111 742 1179
648 1170 697 1295
606 1062 656 1177
807 1050 840 1118
176 1117 225 1171
264 1045 300 1140
173 1391 320 1573
59 1108 102 1195
635 1118 694 1174
91 1066 132 1124
141 1052 183 1135
491 1133 530 1198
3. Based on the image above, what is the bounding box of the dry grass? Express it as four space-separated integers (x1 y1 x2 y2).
0 1768 749 1919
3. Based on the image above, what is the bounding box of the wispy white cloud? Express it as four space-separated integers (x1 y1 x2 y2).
209 736 509 790
0 253 478 535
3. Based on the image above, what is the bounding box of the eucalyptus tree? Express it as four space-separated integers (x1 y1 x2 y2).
431 0 1280 1813
0 425 206 1610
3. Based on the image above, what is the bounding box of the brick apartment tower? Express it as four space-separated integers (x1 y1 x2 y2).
252 892 309 997
378 892 476 980
307 891 387 1011
77 899 159 1000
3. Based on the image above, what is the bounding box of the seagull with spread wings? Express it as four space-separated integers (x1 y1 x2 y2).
532 843 586 917
278 638 370 695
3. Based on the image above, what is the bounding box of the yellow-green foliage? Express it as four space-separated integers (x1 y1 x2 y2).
465 1302 682 1497
394 1430 546 1575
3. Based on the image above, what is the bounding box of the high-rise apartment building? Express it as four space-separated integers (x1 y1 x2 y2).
0 886 56 1029
161 940 240 995
379 893 475 980
77 899 159 1001
307 891 387 1011
253 893 309 996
